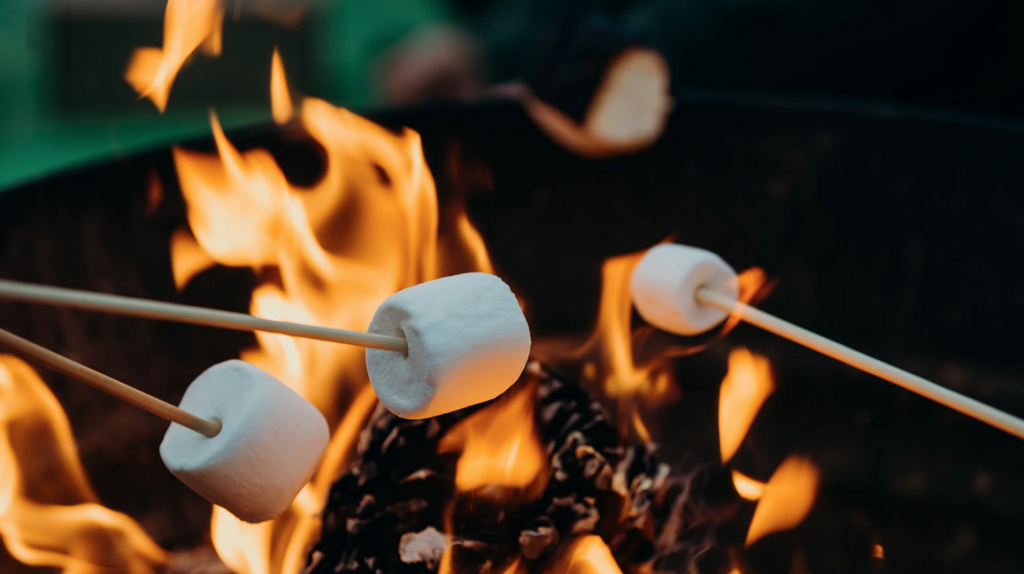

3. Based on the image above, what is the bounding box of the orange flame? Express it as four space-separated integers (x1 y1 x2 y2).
125 0 225 111
719 348 775 464
172 95 495 572
721 268 771 334
631 407 652 444
271 48 294 125
587 253 650 396
573 252 673 399
438 384 546 492
174 102 444 416
554 536 624 574
210 369 380 574
169 227 216 290
569 252 769 406
745 455 820 546
436 509 455 574
0 355 168 573
731 470 766 501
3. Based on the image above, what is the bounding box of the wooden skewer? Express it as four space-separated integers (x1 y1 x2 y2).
0 328 222 437
696 287 1024 441
0 279 408 354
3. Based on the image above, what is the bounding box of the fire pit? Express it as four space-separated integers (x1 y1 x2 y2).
1 5 1024 574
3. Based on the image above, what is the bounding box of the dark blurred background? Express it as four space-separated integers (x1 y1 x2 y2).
0 0 1022 188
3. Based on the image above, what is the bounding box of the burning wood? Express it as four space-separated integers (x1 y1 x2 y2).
304 361 715 574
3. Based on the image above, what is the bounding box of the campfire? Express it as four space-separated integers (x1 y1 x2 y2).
1 2 1023 574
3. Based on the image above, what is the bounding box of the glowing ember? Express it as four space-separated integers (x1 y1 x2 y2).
872 544 884 559
732 469 766 501
125 0 225 112
745 455 820 546
438 383 546 492
718 347 775 464
0 355 167 573
271 47 294 125
557 536 624 574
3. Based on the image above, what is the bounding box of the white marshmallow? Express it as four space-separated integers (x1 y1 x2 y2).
630 244 739 336
365 273 532 419
160 360 329 523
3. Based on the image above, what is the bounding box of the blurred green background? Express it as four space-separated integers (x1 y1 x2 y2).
0 0 1021 190
0 0 470 190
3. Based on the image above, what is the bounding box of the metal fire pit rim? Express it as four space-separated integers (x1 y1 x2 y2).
5 88 1024 197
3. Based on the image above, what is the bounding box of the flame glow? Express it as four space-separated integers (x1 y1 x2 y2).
0 355 167 573
745 456 820 546
169 227 216 290
574 252 673 398
556 536 624 574
174 101 442 417
125 0 225 112
732 470 766 501
207 384 377 574
631 407 652 443
271 48 294 125
721 268 771 334
171 93 494 572
570 252 768 408
719 348 775 464
438 384 546 492
586 253 652 396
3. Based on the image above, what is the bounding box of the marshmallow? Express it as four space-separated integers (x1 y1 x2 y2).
630 244 739 336
160 360 329 523
365 273 532 419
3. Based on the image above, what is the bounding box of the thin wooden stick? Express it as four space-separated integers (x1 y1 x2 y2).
0 279 408 354
696 287 1024 441
0 328 221 437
